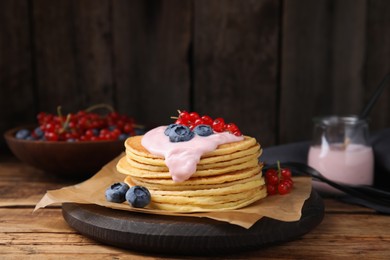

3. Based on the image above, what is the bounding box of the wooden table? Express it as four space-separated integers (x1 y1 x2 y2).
1 154 389 259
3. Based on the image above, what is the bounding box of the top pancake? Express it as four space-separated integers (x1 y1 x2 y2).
125 135 260 165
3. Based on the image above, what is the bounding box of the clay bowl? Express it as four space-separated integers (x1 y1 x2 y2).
4 126 125 179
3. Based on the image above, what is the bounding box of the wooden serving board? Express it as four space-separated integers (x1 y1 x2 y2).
62 191 324 256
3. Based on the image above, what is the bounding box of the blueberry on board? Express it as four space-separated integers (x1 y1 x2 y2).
126 186 151 208
15 129 31 140
105 182 130 203
193 124 214 137
164 124 178 136
168 125 194 142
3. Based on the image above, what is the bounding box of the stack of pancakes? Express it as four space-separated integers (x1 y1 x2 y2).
116 135 267 212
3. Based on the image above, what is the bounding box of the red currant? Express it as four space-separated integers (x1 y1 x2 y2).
173 110 242 136
178 111 190 124
212 118 225 132
266 184 278 195
265 169 278 178
45 131 59 141
201 115 213 125
282 178 294 188
123 123 134 133
281 168 292 179
266 174 279 186
264 162 294 195
226 123 239 133
189 112 200 122
278 182 291 195
233 130 242 136
175 118 186 125
34 106 140 142
193 118 204 127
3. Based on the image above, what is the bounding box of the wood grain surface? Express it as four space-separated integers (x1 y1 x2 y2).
1 155 390 259
1 0 390 150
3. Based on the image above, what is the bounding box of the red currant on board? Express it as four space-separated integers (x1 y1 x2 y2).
267 184 278 195
281 168 292 179
264 161 294 196
278 182 290 195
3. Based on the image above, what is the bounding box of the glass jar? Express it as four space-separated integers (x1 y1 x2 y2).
307 116 374 194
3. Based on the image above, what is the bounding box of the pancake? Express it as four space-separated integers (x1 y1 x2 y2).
118 156 261 179
116 127 267 212
126 149 262 172
149 189 267 212
125 174 264 195
125 173 264 191
125 135 258 160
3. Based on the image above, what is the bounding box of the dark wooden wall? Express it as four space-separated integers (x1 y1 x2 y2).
1 0 390 150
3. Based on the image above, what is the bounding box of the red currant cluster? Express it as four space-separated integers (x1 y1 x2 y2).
33 105 140 142
264 162 294 195
174 110 242 136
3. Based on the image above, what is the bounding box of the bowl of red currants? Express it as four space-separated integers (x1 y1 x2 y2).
4 105 144 179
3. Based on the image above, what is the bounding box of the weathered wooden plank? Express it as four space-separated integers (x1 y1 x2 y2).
365 0 390 132
0 156 79 206
112 0 192 127
193 0 280 147
32 0 81 113
280 0 367 143
1 208 389 259
0 208 70 233
32 0 114 113
71 0 114 106
330 0 367 115
0 0 35 143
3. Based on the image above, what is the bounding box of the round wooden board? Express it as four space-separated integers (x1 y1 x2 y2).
62 191 324 256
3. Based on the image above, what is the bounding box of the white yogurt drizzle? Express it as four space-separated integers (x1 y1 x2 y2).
141 126 244 182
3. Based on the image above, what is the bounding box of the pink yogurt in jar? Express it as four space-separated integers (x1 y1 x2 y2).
308 143 374 194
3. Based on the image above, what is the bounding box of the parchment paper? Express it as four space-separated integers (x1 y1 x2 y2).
35 154 312 229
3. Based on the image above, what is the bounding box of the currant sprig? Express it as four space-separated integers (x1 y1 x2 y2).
171 110 242 136
26 104 143 142
264 161 294 195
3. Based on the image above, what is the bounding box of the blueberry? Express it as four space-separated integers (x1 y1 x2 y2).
92 128 99 136
193 124 214 137
126 186 151 208
105 182 130 203
34 127 44 139
168 125 194 142
134 128 145 135
164 124 178 136
15 129 31 140
118 133 129 141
